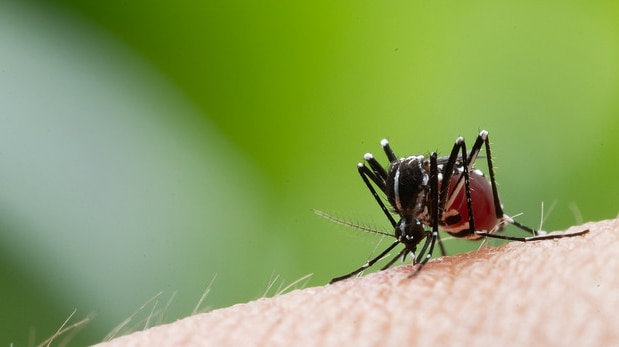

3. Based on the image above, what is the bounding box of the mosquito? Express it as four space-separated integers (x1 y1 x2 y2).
329 130 589 284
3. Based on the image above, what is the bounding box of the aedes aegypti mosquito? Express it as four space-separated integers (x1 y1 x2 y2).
328 130 589 284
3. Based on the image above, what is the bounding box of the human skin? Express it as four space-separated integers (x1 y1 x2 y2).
94 219 618 346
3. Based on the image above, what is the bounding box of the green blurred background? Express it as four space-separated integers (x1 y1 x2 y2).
1 0 617 345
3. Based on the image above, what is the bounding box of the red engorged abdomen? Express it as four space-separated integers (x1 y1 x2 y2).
443 171 500 234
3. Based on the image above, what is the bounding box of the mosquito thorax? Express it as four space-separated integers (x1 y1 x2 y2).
385 155 430 217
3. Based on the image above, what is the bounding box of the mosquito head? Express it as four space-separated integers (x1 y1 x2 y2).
385 155 429 217
395 216 426 248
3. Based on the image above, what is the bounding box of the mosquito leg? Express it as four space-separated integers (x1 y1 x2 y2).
329 240 401 284
477 130 503 219
436 134 483 222
458 137 477 233
381 139 397 163
358 160 386 192
479 130 541 236
505 216 538 235
380 247 408 271
358 164 397 227
407 230 438 277
428 151 441 241
364 153 389 183
436 138 463 220
329 151 401 284
474 228 589 241
436 233 447 257
428 152 447 257
466 130 488 174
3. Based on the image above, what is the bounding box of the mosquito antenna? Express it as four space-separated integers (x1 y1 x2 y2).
313 210 393 237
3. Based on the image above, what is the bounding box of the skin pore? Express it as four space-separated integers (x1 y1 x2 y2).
94 219 618 346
